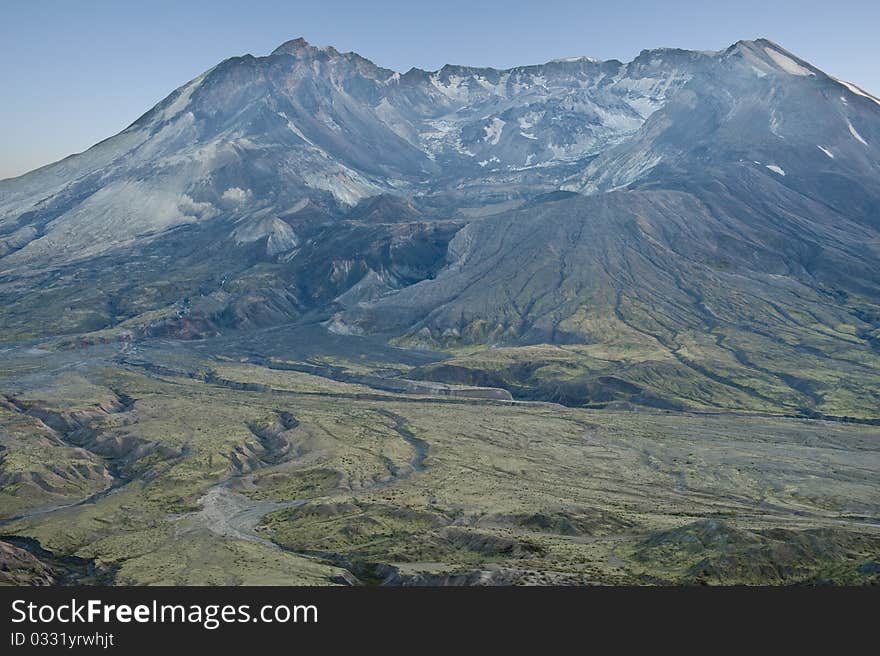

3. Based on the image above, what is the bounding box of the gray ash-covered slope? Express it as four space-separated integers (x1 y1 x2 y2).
338 41 880 414
0 37 705 270
1 37 879 415
343 40 880 337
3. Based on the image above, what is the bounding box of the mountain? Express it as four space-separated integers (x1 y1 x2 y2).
0 37 705 267
2 36 880 588
1 37 879 417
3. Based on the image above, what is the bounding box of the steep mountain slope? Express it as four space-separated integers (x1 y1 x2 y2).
1 38 879 417
0 38 705 271
333 41 880 415
569 40 880 217
345 178 880 415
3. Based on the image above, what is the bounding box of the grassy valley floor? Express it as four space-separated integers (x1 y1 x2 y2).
1 333 877 586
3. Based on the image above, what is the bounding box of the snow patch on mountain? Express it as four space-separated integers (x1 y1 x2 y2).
847 120 869 146
484 118 505 145
550 56 600 64
817 145 835 159
222 187 252 204
155 73 207 124
834 78 880 107
763 47 813 76
430 73 470 102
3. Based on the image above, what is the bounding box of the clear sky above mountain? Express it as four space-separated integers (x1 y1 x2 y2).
2 0 878 179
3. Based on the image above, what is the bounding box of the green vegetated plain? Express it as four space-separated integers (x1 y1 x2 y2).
1 328 877 586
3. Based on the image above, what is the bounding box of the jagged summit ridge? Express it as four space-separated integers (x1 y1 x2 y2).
0 36 877 273
266 36 790 75
271 36 331 56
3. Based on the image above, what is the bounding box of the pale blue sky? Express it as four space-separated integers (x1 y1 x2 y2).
2 0 879 179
